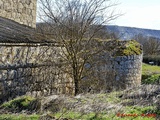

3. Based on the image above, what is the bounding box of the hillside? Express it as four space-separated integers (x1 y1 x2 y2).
106 25 160 40
0 85 160 119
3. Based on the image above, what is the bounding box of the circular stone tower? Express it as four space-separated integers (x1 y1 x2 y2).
79 40 143 92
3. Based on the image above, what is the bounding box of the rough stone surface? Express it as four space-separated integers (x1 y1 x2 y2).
0 42 142 102
0 45 74 103
0 0 37 28
0 0 143 101
79 40 142 93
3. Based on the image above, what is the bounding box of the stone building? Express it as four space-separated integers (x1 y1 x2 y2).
0 0 143 102
0 0 57 102
79 40 142 93
0 0 37 28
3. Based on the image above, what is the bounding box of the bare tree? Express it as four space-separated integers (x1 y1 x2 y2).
146 37 160 55
133 34 160 55
38 0 121 95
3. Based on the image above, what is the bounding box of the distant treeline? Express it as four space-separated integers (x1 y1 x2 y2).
143 56 160 66
133 34 160 56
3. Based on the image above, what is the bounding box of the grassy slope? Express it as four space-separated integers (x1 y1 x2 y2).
0 114 39 120
0 92 158 120
142 63 160 75
142 63 160 84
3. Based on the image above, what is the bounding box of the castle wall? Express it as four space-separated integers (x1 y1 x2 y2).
0 0 37 28
113 55 142 89
0 45 74 103
79 40 143 93
0 40 142 102
79 54 142 93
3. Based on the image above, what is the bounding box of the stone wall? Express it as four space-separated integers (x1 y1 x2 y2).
0 44 74 103
79 40 143 93
0 40 143 102
0 0 37 28
79 54 142 93
113 55 142 89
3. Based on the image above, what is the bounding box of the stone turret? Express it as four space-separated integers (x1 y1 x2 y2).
0 0 37 28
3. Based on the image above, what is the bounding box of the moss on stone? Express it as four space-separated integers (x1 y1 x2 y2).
115 40 142 56
81 39 142 57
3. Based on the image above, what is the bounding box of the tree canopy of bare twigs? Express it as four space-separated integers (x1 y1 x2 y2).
133 34 160 55
38 0 121 95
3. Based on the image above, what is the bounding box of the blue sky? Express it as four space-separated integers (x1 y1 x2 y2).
37 0 160 30
112 0 160 30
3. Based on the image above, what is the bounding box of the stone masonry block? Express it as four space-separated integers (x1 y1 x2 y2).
0 0 37 28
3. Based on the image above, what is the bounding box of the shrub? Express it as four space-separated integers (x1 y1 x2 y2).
142 74 160 84
0 96 41 112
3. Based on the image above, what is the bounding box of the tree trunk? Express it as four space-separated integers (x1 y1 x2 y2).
74 77 79 96
73 65 79 96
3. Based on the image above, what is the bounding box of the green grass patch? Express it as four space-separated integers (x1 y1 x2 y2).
52 110 157 120
142 63 160 75
0 96 40 112
125 106 156 114
53 111 116 120
106 91 121 103
142 74 160 84
119 106 157 120
0 114 39 120
142 63 160 84
91 92 122 104
1 96 35 108
52 104 157 120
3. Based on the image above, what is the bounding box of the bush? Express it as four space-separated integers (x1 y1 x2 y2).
142 74 160 84
0 96 41 113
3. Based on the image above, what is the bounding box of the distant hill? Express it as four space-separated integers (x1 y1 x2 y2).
106 25 160 40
